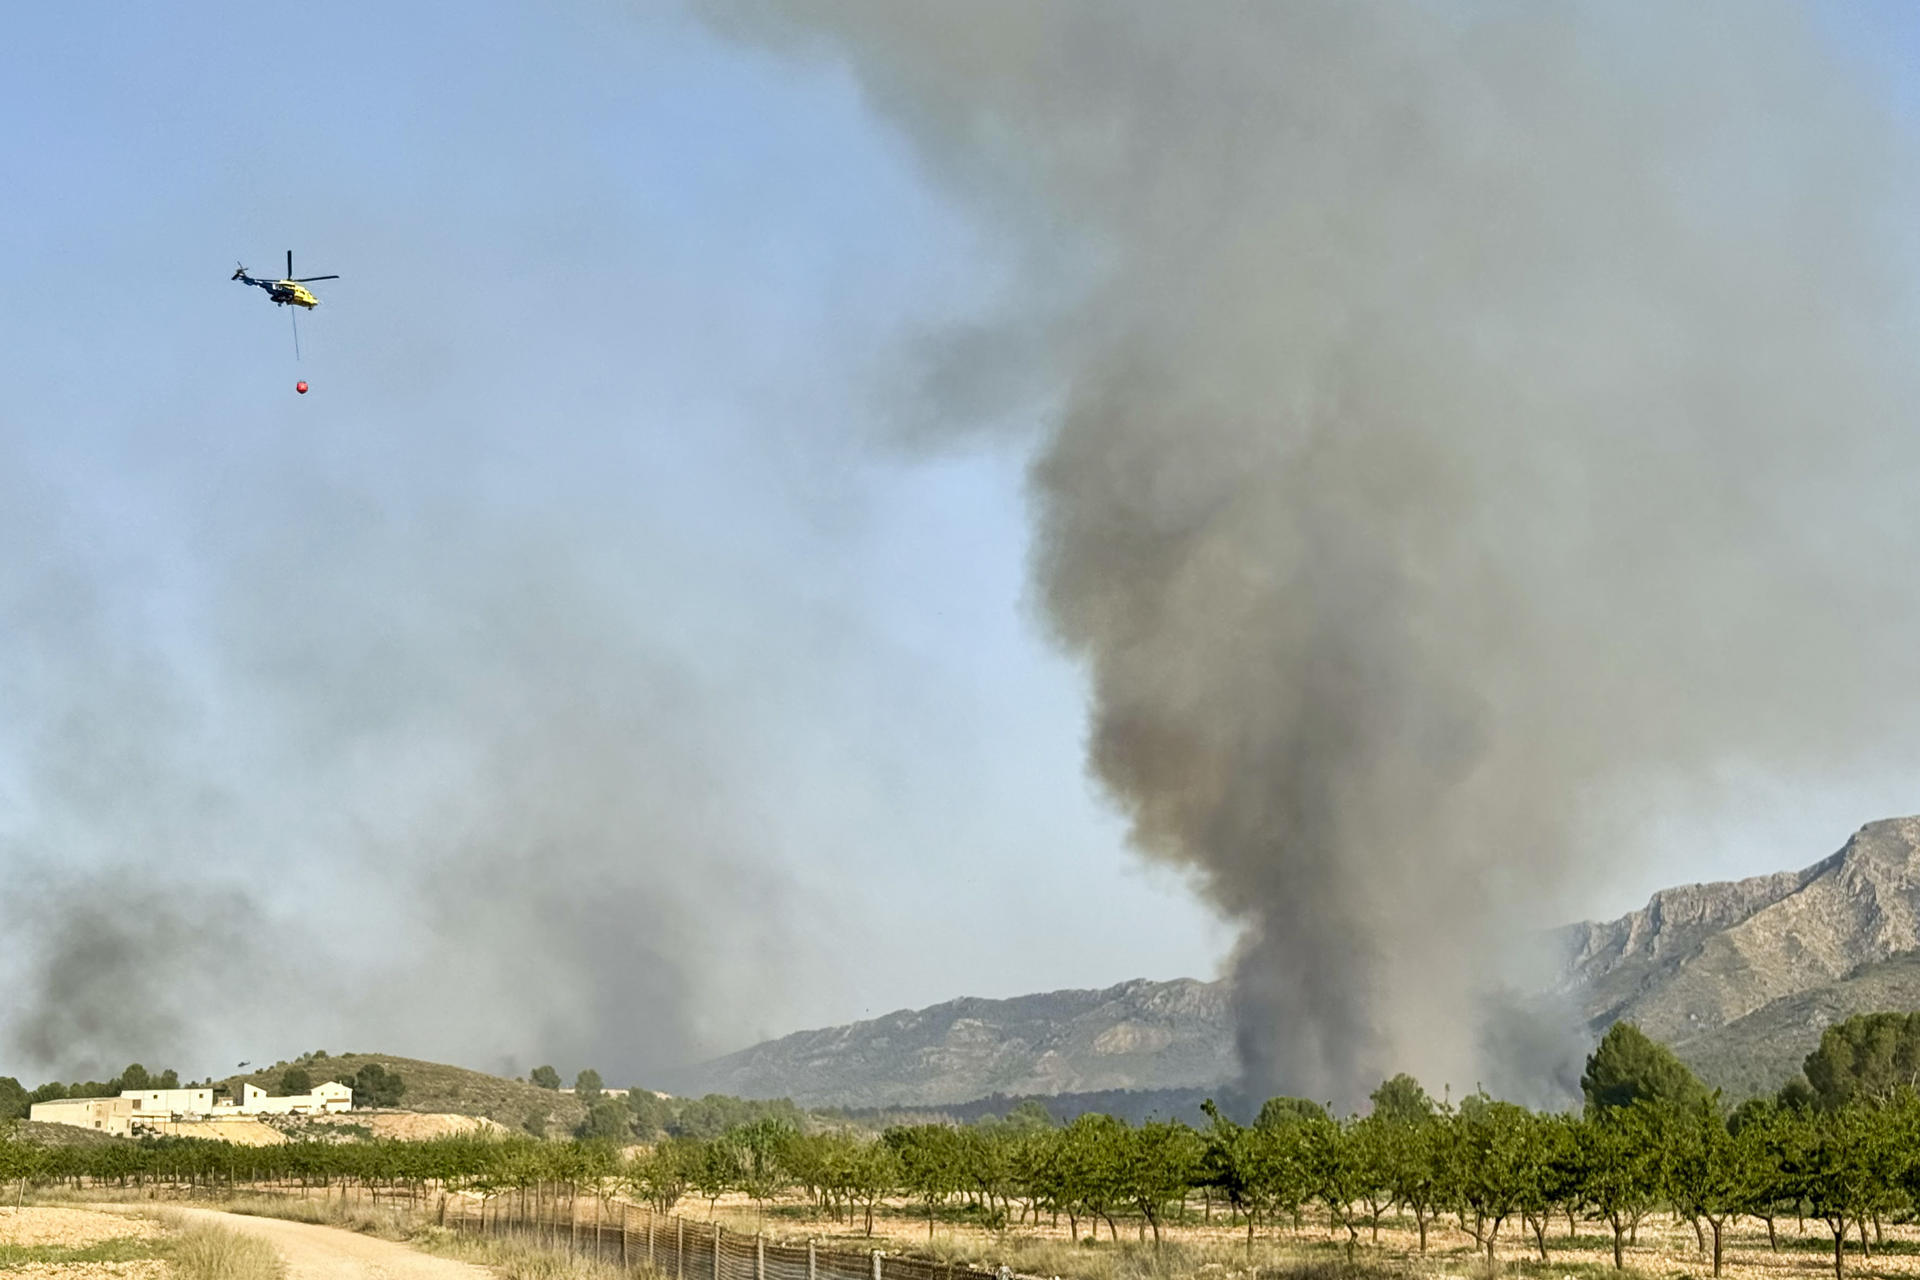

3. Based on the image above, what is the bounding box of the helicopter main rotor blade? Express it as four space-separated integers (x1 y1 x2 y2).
287 250 294 278
290 275 339 282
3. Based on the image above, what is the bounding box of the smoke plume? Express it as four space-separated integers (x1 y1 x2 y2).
702 1 1920 1103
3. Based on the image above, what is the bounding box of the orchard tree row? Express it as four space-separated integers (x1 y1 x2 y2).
8 1013 1920 1280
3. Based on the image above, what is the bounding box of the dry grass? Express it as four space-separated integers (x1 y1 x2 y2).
153 1217 284 1280
681 1192 1920 1280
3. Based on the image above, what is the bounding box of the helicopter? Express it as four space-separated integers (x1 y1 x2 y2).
231 250 338 309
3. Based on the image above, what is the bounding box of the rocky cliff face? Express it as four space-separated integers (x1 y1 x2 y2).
1551 821 1920 1082
1559 817 1920 1048
681 978 1232 1108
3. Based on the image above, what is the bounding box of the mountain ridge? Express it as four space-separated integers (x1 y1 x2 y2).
687 817 1920 1108
680 977 1233 1109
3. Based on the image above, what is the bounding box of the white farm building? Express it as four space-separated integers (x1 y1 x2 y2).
29 1080 352 1136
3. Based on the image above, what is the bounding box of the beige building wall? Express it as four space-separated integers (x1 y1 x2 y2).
223 1081 354 1115
123 1088 215 1117
29 1096 133 1136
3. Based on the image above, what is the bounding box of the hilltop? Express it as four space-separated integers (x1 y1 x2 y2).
217 1052 589 1133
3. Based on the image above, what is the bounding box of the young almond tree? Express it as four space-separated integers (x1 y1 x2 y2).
1664 1099 1752 1277
1347 1114 1398 1243
1513 1112 1579 1263
1119 1121 1200 1249
1577 1103 1665 1269
1199 1100 1264 1249
1789 1103 1906 1280
1452 1093 1534 1263
885 1125 965 1240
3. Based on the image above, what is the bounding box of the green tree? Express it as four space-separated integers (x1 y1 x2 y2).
1118 1121 1200 1248
347 1063 405 1108
280 1066 313 1095
0 1079 27 1120
1577 1103 1666 1269
847 1138 901 1236
576 1098 631 1141
1665 1100 1759 1276
1787 1103 1905 1280
886 1124 965 1240
730 1118 796 1216
691 1135 743 1212
1375 1101 1447 1252
1257 1097 1330 1130
1369 1074 1434 1124
1451 1094 1534 1262
530 1065 561 1091
573 1068 604 1103
1513 1112 1580 1263
1581 1022 1709 1114
1804 1013 1920 1109
629 1136 700 1212
1199 1100 1265 1247
1004 1100 1055 1132
1058 1113 1127 1241
1346 1115 1399 1243
626 1090 671 1139
117 1064 152 1092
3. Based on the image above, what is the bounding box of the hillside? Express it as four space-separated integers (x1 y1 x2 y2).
1557 816 1920 1095
683 978 1233 1108
1671 950 1920 1097
7 1119 129 1146
216 1053 588 1133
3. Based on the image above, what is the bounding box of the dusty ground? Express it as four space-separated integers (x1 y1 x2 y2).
0 1207 166 1280
683 1191 1920 1280
143 1120 287 1147
0 1208 161 1249
159 1208 492 1280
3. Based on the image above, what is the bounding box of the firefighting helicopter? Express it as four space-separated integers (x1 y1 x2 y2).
231 250 338 310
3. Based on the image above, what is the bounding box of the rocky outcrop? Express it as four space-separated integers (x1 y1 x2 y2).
1560 816 1920 1052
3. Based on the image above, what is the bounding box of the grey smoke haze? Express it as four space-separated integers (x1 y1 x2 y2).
702 1 1920 1104
0 461 812 1080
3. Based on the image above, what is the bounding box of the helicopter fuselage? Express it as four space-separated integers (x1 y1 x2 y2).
236 274 320 308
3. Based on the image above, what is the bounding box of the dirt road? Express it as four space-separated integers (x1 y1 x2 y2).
159 1208 495 1280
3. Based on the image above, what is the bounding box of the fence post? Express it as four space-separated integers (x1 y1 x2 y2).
621 1201 628 1269
871 1251 883 1280
677 1217 685 1280
756 1235 765 1280
648 1209 657 1269
807 1240 817 1280
714 1226 723 1280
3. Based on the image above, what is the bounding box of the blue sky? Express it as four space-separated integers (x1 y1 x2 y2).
5 0 1920 1080
0 1 1237 1077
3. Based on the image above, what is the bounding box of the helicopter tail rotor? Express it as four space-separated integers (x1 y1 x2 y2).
232 263 249 280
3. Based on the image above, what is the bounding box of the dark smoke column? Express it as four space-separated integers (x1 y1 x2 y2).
702 0 1920 1105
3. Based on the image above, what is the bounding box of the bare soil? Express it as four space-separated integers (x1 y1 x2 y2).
0 1208 160 1249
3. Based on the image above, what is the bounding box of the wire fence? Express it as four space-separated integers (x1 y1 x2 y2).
446 1195 1015 1280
